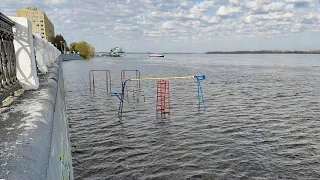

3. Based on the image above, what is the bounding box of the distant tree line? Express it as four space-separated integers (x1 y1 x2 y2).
206 50 320 54
51 34 95 59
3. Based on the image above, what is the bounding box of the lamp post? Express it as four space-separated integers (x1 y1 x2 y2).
60 41 63 54
64 43 66 54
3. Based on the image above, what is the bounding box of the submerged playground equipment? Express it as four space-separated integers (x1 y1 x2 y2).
89 70 206 117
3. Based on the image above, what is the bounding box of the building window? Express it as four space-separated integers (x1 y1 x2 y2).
36 24 40 26
40 20 43 23
41 28 44 31
41 24 44 26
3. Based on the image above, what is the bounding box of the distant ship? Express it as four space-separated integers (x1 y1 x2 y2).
149 54 164 57
109 47 125 57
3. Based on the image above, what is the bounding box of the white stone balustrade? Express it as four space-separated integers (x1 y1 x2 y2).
9 16 61 90
33 33 48 73
43 38 52 67
49 42 55 64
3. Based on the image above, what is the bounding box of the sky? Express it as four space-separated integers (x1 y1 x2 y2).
1 0 320 52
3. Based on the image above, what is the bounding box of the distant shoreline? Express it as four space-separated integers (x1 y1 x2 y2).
126 52 198 54
206 51 320 54
95 51 320 55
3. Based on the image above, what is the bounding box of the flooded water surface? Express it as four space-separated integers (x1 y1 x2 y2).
64 54 320 179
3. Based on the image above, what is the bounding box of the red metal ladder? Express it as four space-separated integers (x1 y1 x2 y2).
156 80 170 115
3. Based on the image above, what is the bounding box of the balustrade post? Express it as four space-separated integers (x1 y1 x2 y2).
34 34 48 73
49 42 55 63
10 16 39 90
44 39 52 67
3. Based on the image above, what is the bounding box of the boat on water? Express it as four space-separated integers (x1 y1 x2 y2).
149 54 164 57
109 47 125 57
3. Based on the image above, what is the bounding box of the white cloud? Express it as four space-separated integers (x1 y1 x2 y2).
259 2 285 12
285 4 295 11
291 22 302 32
0 0 320 52
229 0 239 5
45 0 66 5
216 6 241 16
190 0 217 14
304 12 320 19
201 15 220 23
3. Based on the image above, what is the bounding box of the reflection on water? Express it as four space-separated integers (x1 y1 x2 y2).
64 54 320 179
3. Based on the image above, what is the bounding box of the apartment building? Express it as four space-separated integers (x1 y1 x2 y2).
17 6 55 41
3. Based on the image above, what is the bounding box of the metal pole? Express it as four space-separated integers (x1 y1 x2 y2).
106 71 108 92
60 41 63 54
109 71 112 93
92 71 95 91
89 70 91 91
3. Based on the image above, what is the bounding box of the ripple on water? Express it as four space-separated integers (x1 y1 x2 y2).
64 55 320 179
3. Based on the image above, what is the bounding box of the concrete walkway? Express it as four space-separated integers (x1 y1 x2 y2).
0 57 73 179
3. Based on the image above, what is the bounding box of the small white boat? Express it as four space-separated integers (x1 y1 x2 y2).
149 54 164 57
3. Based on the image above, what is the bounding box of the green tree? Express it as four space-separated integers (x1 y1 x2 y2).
52 34 68 52
72 41 95 59
69 42 76 52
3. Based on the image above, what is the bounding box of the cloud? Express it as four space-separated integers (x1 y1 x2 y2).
0 0 320 52
284 0 314 7
45 0 66 5
304 12 320 20
257 2 285 12
190 0 217 14
216 6 241 16
229 0 239 5
285 4 295 11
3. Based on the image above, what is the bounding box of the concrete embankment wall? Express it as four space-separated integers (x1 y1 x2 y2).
61 54 84 61
47 57 74 179
0 56 73 180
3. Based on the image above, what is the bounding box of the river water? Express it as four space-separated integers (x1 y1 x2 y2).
64 54 320 179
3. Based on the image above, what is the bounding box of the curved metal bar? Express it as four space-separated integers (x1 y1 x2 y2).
121 70 140 84
118 75 206 118
195 75 206 112
118 79 129 117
